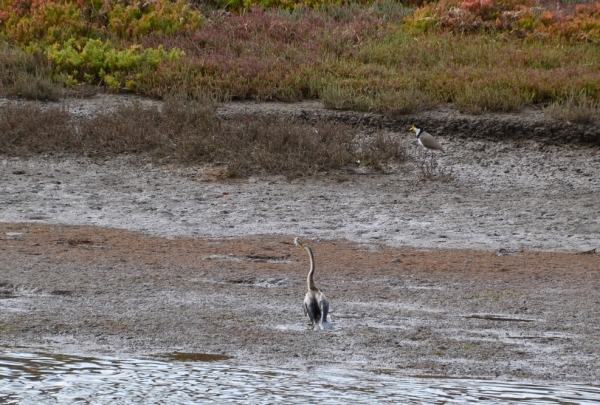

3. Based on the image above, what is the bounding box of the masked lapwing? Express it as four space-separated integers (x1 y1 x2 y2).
409 125 444 153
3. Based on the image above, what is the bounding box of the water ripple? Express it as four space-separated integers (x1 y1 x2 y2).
1 351 599 404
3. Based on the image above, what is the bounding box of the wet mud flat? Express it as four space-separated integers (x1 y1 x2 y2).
1 95 600 387
1 223 599 384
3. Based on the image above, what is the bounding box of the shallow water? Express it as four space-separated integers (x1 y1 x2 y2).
1 351 600 404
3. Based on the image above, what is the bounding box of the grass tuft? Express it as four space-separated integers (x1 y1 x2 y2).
9 72 63 101
453 83 536 114
357 133 407 171
415 153 454 182
545 91 600 124
0 104 72 152
0 45 62 100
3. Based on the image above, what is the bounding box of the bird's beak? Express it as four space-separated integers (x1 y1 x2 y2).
410 125 415 131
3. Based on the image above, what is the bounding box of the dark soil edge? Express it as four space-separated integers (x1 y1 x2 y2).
3 95 599 145
217 101 600 145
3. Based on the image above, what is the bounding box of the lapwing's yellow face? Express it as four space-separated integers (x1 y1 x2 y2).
410 125 416 132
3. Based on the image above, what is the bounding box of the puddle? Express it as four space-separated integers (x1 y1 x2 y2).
254 277 295 287
274 323 312 331
245 255 294 264
3 232 27 240
1 351 600 404
466 314 536 322
203 254 243 262
225 277 295 288
275 320 334 331
203 254 295 264
160 352 232 362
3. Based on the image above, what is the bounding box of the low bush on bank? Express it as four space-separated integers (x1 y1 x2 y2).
405 0 600 43
137 4 600 116
1 0 599 117
0 101 405 177
0 44 62 100
546 90 600 124
44 39 184 90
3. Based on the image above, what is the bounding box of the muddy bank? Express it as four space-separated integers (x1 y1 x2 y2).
218 100 600 145
2 95 600 144
1 138 598 252
1 224 599 383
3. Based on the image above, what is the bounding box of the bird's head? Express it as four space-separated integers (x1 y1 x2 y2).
410 125 422 136
294 237 305 248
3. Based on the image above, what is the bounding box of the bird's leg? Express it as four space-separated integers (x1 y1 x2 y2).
429 151 433 172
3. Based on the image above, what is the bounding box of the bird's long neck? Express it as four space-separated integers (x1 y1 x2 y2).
305 246 317 291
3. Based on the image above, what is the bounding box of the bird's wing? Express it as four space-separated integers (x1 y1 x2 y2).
318 293 329 323
421 132 444 152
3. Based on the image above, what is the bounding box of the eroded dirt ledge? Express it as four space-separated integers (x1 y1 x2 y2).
218 100 600 145
2 95 599 145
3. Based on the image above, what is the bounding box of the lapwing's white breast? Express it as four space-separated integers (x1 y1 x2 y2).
414 127 424 148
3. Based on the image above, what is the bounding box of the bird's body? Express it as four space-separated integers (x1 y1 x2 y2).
294 237 330 330
304 289 329 329
410 125 444 153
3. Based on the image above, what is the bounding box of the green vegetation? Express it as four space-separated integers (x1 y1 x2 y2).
1 0 599 117
1 0 201 90
45 39 184 89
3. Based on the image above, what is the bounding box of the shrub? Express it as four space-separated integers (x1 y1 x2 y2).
403 0 600 42
0 101 406 177
0 104 72 153
45 38 184 89
200 0 380 12
0 0 198 90
546 90 600 123
0 42 61 99
0 0 203 45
